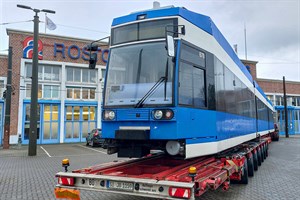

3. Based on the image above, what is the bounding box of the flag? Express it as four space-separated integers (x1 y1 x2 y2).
46 16 57 30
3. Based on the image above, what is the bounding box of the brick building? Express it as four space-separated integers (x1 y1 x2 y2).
0 54 8 143
0 29 108 145
242 60 300 135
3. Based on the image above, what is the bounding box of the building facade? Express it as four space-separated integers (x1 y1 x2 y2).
242 60 300 135
0 29 108 145
0 54 8 145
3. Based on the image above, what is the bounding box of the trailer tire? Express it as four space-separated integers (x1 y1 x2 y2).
253 151 258 171
240 158 248 184
257 147 262 166
262 145 266 162
266 144 269 157
247 155 254 177
262 144 267 160
264 144 267 159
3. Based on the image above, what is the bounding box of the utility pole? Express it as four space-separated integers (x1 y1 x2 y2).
3 46 13 149
283 76 289 138
17 4 55 156
28 8 40 156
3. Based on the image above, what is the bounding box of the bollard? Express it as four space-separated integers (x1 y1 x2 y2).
17 134 22 148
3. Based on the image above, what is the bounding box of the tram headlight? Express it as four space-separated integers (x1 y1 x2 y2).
103 110 116 120
153 110 163 120
165 110 174 120
152 109 174 120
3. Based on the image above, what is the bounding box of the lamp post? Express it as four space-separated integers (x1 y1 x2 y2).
283 76 289 138
17 4 55 156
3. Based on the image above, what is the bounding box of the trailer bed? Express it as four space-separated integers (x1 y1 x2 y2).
55 137 271 200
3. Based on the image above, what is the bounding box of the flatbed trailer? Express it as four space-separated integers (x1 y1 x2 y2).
55 136 272 200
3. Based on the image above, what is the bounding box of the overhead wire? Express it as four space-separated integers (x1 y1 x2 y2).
0 20 109 34
0 20 32 25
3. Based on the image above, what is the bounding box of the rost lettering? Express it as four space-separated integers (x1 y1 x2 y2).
54 43 109 63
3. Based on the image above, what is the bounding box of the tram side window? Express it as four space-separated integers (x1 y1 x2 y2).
181 44 205 67
179 62 206 108
224 67 236 114
214 58 226 112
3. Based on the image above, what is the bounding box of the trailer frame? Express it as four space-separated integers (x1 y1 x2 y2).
55 136 272 200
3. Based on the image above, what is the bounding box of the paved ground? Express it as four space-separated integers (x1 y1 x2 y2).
0 136 299 200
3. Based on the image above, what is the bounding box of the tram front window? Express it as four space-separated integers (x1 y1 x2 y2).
104 42 174 107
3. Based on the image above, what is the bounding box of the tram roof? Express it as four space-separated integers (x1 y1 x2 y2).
112 7 271 106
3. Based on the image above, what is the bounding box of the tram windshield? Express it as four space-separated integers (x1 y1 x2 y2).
104 42 174 107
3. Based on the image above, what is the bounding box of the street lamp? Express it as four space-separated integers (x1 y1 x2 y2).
17 4 55 156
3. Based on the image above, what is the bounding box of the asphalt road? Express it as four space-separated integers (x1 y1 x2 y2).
0 136 299 200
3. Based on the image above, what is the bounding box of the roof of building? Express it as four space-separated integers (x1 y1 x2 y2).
258 78 300 85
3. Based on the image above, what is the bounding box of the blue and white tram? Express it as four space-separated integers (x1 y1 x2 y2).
101 6 275 159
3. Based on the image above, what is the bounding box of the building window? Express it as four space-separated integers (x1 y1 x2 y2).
26 84 60 99
82 69 89 82
43 104 59 140
67 68 73 81
66 67 97 83
291 97 296 106
0 80 4 88
296 97 300 107
275 95 283 106
101 69 106 89
0 80 4 98
26 63 61 81
43 85 60 98
24 104 40 140
65 105 97 140
66 87 96 100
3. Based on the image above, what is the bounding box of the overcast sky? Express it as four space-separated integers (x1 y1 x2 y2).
0 0 299 81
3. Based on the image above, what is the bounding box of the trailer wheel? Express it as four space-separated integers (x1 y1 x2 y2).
261 145 265 162
257 147 262 166
263 144 267 159
247 155 254 177
266 144 269 157
240 158 248 184
253 151 258 171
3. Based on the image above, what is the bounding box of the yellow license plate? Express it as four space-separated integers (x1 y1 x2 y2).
55 188 80 200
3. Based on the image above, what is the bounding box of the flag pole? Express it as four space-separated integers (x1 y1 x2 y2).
45 13 47 34
244 22 247 60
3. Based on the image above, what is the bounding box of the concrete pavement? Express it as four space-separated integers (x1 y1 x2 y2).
0 136 299 200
